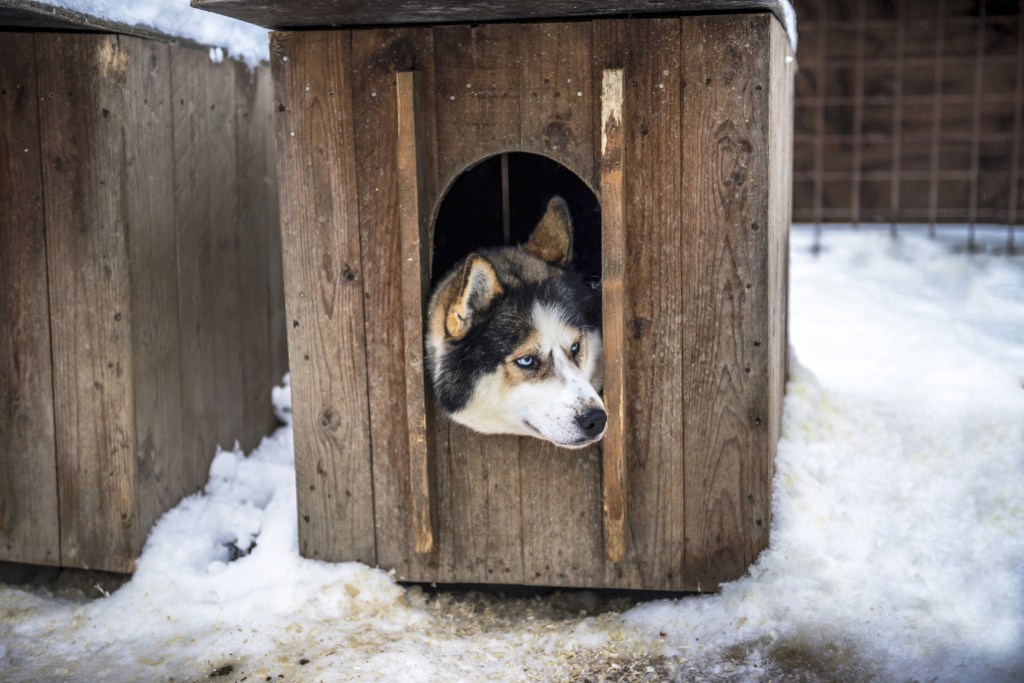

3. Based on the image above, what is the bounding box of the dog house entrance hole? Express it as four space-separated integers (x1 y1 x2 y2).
432 152 601 283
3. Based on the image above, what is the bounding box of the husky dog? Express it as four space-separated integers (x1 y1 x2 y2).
426 196 606 449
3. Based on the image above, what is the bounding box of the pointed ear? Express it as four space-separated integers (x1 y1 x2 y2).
445 254 503 340
523 196 573 267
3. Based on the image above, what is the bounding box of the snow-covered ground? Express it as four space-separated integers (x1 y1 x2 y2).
1 228 1022 682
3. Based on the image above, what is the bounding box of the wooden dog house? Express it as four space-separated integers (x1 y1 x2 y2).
0 3 286 573
197 0 795 591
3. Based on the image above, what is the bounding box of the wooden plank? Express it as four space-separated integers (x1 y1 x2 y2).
0 33 60 567
172 46 222 493
235 61 277 449
38 34 139 572
680 13 774 590
348 27 451 582
121 37 186 542
517 23 604 588
395 71 436 554
433 23 522 187
599 68 627 565
447 427 524 583
594 18 687 591
432 22 525 585
518 21 596 186
191 0 795 42
206 60 245 450
271 31 376 564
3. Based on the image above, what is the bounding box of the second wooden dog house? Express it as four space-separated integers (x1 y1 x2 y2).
198 0 795 591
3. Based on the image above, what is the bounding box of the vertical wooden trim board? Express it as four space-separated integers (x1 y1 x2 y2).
599 68 627 564
395 71 436 554
0 33 61 567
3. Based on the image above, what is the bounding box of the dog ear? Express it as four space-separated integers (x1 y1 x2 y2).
445 254 503 340
523 196 572 267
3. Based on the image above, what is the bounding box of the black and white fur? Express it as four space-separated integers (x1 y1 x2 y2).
425 197 606 449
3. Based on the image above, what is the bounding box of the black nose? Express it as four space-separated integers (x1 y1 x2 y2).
575 407 607 438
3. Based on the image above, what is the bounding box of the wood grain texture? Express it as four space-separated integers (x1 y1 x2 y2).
517 22 603 588
518 21 596 186
0 33 61 567
172 45 223 493
235 61 277 450
432 23 526 585
447 427 524 583
433 23 522 188
348 27 450 581
599 68 627 564
395 70 436 553
38 34 139 572
680 13 775 590
593 18 687 591
191 0 794 41
272 31 376 564
207 61 245 451
121 37 185 542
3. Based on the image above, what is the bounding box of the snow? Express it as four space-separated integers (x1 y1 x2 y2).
1 228 1022 682
35 0 269 65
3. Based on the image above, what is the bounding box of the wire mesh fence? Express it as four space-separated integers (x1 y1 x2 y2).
792 0 1023 253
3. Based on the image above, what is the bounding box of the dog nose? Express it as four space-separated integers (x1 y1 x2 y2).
575 407 607 438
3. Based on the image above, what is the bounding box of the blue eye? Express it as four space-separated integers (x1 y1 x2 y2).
515 355 535 368
570 341 581 357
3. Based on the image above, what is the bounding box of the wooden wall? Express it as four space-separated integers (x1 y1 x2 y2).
0 33 286 572
272 12 792 591
792 0 1024 228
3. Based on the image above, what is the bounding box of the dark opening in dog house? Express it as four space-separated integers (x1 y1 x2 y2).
432 152 602 284
197 0 795 592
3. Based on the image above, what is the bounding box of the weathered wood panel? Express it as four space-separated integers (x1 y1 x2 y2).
434 24 522 189
518 22 604 587
235 62 278 450
348 27 451 582
599 68 627 565
0 34 61 567
121 37 186 540
518 21 596 186
432 23 526 585
276 15 789 591
395 71 437 554
272 31 376 564
2 33 282 572
172 46 224 492
680 13 776 590
594 18 687 590
207 62 245 452
38 34 140 571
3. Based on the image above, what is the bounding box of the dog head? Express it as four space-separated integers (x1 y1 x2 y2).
426 197 606 448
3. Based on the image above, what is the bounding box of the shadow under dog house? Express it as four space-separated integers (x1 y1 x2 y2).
196 0 795 591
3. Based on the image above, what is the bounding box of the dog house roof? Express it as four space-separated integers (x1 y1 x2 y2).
193 0 797 49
